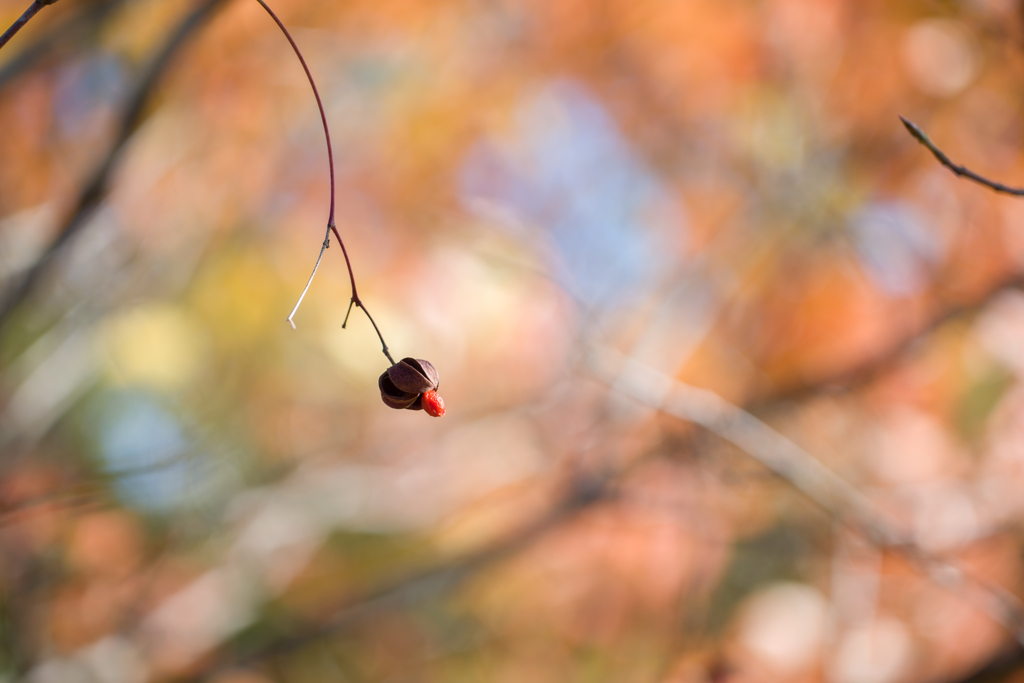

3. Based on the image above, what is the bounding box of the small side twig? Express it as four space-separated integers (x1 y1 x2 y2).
258 0 395 365
286 233 330 329
901 116 1024 196
0 0 57 53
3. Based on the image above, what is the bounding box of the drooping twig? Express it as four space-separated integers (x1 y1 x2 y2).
901 116 1024 196
0 0 229 334
0 0 57 53
257 0 395 365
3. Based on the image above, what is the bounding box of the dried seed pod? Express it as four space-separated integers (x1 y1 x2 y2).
387 358 438 394
379 358 443 413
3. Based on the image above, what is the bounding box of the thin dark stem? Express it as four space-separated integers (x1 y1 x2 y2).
259 0 394 365
329 224 394 364
341 299 355 327
253 0 334 227
356 300 396 366
330 224 360 312
0 0 53 53
901 116 1024 196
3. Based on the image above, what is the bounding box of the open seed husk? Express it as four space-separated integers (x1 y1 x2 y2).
378 358 439 411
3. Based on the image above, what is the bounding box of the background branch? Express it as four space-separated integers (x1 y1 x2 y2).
197 476 610 676
168 337 1024 676
0 0 57 53
590 348 1024 644
757 267 1024 408
3 5 1023 683
0 0 126 92
0 0 230 335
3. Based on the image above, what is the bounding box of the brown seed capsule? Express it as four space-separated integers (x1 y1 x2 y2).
379 358 440 411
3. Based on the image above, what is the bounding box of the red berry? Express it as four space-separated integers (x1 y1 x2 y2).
422 390 445 417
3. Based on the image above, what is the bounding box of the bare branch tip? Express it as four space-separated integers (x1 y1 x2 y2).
899 116 926 143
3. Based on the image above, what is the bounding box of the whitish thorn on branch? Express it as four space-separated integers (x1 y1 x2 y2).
900 116 1024 196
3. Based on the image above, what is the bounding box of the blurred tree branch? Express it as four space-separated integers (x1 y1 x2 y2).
187 474 612 678
593 349 1024 644
937 645 1024 683
5 6 1024 679
0 0 231 336
758 267 1024 408
169 341 1024 678
0 0 126 92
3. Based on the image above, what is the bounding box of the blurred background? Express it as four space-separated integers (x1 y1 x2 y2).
2 0 1024 681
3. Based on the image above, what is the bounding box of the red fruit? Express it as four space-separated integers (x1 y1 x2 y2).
422 390 445 417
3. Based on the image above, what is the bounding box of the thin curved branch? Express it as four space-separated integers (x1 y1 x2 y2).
901 116 1024 196
251 0 335 229
0 0 230 334
257 0 394 364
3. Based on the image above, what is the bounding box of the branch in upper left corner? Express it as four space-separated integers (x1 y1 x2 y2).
0 0 58 53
